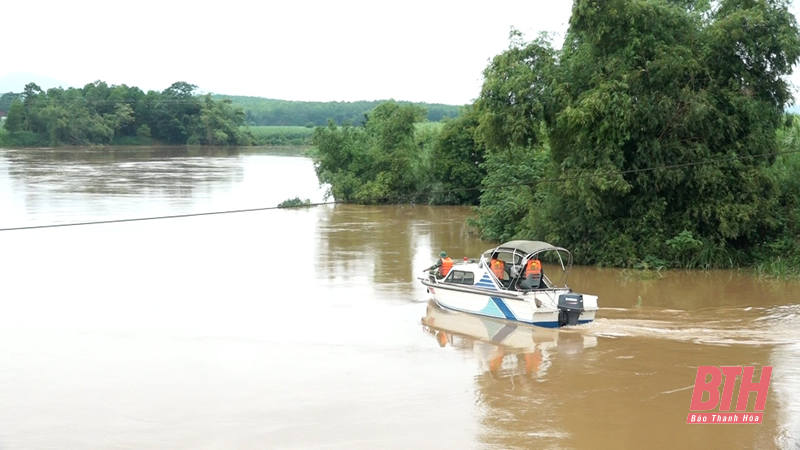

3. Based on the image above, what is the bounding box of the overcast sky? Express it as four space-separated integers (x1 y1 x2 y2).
2 0 799 106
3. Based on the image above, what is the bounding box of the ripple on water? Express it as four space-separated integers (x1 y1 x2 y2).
580 304 800 346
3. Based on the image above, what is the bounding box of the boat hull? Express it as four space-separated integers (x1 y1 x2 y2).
424 282 597 328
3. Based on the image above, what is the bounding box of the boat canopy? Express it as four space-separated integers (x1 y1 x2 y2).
481 240 574 283
487 240 563 256
483 240 572 258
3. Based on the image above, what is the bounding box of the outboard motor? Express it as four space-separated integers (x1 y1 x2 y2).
558 293 584 326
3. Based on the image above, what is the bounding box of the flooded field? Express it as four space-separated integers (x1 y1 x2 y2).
0 146 797 449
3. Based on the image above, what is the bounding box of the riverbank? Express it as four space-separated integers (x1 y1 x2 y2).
0 123 447 149
0 126 317 148
0 144 310 160
1 142 796 282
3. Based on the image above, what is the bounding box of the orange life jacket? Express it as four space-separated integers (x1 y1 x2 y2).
490 258 505 279
526 259 542 276
440 257 453 276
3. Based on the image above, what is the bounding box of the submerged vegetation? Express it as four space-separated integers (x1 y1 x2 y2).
311 102 484 205
278 197 313 208
309 0 800 278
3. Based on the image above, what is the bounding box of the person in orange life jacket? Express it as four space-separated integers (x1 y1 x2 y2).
520 258 543 289
525 258 542 277
427 251 453 278
490 252 505 280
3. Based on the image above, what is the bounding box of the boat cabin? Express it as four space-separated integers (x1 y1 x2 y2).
426 240 574 293
479 240 572 291
439 264 482 284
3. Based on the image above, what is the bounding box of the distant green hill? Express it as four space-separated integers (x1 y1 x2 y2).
212 95 463 126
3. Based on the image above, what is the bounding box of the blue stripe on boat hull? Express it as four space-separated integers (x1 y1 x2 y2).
491 297 516 320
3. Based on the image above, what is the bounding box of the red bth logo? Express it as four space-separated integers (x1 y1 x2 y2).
687 366 772 424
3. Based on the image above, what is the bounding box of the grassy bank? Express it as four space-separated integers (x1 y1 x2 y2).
2 123 443 148
0 124 159 147
0 126 313 148
0 128 48 147
247 126 314 146
247 123 445 146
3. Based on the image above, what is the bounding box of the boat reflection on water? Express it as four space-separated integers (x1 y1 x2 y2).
421 300 597 379
421 300 602 447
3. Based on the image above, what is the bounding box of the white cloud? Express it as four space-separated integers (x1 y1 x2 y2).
2 0 799 105
1 0 572 104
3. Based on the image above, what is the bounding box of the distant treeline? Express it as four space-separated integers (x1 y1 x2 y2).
0 85 462 147
248 126 315 146
211 95 462 127
1 82 252 147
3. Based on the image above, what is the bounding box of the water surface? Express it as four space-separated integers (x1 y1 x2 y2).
0 146 797 449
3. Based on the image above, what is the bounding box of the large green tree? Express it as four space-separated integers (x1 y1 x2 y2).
311 101 429 203
153 82 202 144
192 95 252 145
429 106 487 205
3 100 25 132
0 92 21 113
475 0 800 267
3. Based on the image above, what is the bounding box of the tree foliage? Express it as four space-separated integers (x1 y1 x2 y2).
474 29 555 151
473 0 800 268
429 106 487 205
311 101 429 204
0 92 21 114
2 81 252 146
310 101 487 206
213 95 461 126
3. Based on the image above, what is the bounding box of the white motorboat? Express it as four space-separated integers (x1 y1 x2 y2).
419 240 599 328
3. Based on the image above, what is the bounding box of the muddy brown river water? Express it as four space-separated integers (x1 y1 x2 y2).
0 146 798 449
